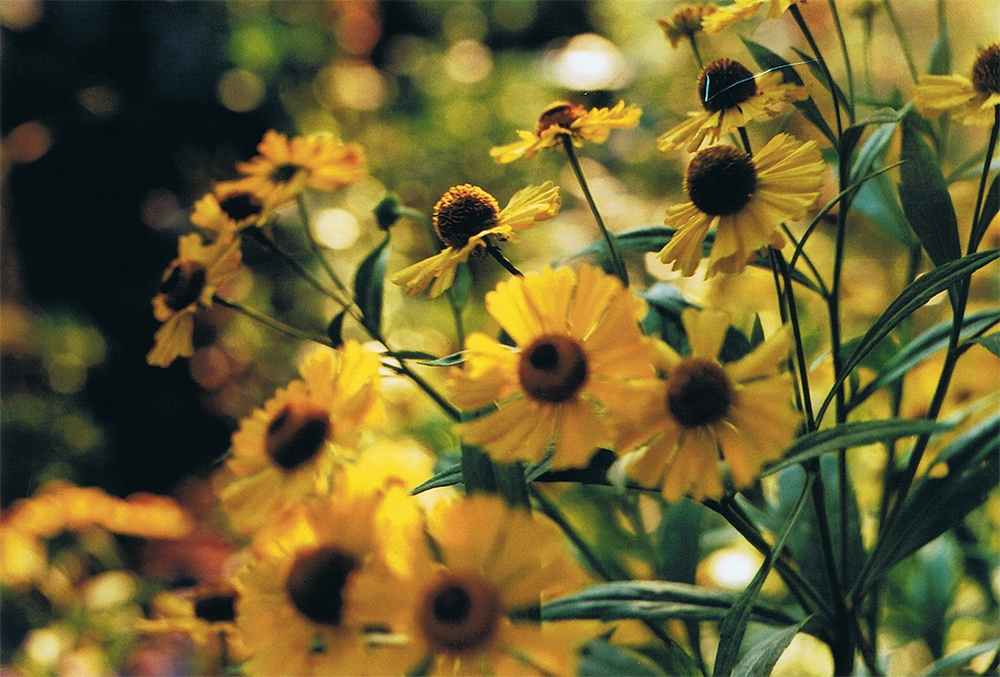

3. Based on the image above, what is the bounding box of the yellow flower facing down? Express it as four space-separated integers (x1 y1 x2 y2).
657 133 826 278
658 58 808 152
490 100 641 164
701 0 800 35
139 583 248 667
231 130 367 211
190 180 268 239
450 265 658 469
615 308 801 502
914 43 1000 126
371 494 597 676
147 232 241 367
657 3 718 49
390 182 561 298
234 466 423 677
214 341 383 535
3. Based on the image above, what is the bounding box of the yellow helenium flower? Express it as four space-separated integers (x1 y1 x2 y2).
701 0 800 35
450 264 658 469
657 3 718 48
234 466 422 677
658 133 826 278
231 130 367 211
214 341 383 536
374 494 596 676
147 232 241 367
190 180 268 239
658 58 808 152
616 308 801 502
914 43 1000 126
391 182 561 298
490 100 641 164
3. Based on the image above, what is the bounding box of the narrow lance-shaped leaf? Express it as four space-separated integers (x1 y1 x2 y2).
354 235 390 337
970 172 999 254
898 115 961 267
732 616 815 677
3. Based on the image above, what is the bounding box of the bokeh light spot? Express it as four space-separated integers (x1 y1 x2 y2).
0 0 42 31
4 121 52 164
77 86 120 119
217 68 265 112
547 33 632 91
313 208 360 250
444 40 492 84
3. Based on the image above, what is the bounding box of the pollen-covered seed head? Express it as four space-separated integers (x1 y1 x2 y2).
698 58 758 113
666 357 734 428
265 399 332 471
685 145 758 217
419 571 501 654
518 334 588 404
535 102 586 136
432 184 501 249
972 44 1000 96
285 546 358 626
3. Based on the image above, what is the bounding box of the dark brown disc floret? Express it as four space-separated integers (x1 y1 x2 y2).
698 59 758 113
518 334 589 404
666 357 734 428
685 145 758 217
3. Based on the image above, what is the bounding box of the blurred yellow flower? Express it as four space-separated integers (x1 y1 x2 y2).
490 100 641 164
390 182 561 298
450 265 658 469
914 44 1000 126
231 130 367 210
658 58 808 152
701 0 800 34
615 308 800 502
190 181 268 239
147 232 241 367
657 3 718 48
214 341 383 535
658 134 825 277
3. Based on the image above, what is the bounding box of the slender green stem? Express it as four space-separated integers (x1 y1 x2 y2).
297 196 352 299
738 126 753 155
881 0 919 83
827 0 856 124
245 226 347 304
560 135 629 286
969 106 1000 255
213 295 336 347
485 240 523 277
686 34 704 69
781 223 828 297
384 357 462 422
773 248 817 431
790 4 843 141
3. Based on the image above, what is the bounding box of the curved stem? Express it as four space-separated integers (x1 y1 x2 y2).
773 248 817 431
686 34 704 69
881 0 919 83
790 4 843 141
297 196 352 299
827 0 856 124
560 135 629 286
485 240 523 277
738 126 753 155
969 106 1000 255
213 295 336 347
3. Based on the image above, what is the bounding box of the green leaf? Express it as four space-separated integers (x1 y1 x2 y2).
969 331 1000 356
636 640 704 677
790 47 851 113
927 24 951 76
971 172 999 253
542 581 799 627
574 225 679 262
815 248 1000 423
732 617 815 677
354 235 390 337
847 309 1000 411
386 350 440 362
578 639 668 677
418 351 466 367
898 115 961 267
762 419 953 476
409 461 462 494
326 309 346 347
916 641 1000 677
741 38 836 145
851 169 915 245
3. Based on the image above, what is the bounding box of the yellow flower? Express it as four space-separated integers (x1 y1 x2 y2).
615 308 800 502
381 494 596 676
234 466 422 677
490 100 641 164
214 341 383 535
231 130 367 210
701 0 800 35
450 265 658 469
658 58 808 152
147 232 241 367
190 180 268 238
914 43 1000 126
390 182 561 298
657 3 718 48
657 134 826 278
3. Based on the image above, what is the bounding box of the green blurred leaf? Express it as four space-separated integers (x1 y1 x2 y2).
449 262 472 311
898 115 961 267
849 109 907 186
849 169 915 244
354 235 390 337
635 640 704 677
326 309 346 347
815 248 1000 422
542 581 799 627
418 351 466 367
927 20 951 76
732 617 815 677
762 419 953 476
741 39 837 145
916 641 999 677
409 460 461 494
847 309 1000 411
578 639 667 677
971 172 999 253
969 331 1000 356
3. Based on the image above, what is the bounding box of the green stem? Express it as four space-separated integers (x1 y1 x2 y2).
781 223 829 298
790 4 843 141
686 34 704 69
881 0 919 83
560 135 629 286
245 226 347 304
969 106 1000 255
827 0 856 124
485 240 523 277
297 196 352 299
738 126 753 155
773 248 817 431
213 295 336 347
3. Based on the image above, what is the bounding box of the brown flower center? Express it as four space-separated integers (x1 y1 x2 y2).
518 334 588 404
971 44 1000 96
535 101 586 135
160 260 208 312
699 58 758 113
432 184 500 249
420 572 501 654
667 357 733 428
270 163 303 184
194 593 237 623
286 546 358 627
685 145 758 217
266 399 331 471
219 192 263 224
